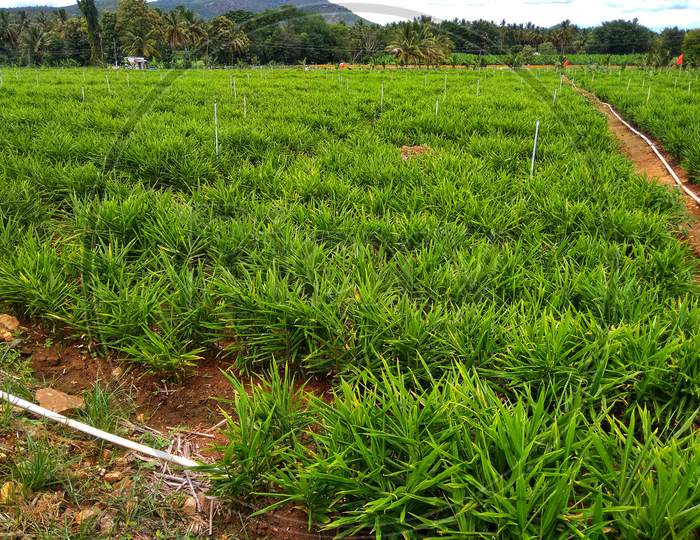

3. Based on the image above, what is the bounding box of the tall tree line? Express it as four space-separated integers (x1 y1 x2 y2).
0 2 696 67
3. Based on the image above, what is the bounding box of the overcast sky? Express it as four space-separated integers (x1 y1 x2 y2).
0 0 698 29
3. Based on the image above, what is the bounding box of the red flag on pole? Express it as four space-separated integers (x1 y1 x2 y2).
563 58 571 68
677 53 684 66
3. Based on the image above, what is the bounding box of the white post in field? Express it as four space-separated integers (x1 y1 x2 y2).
530 119 540 179
214 100 219 159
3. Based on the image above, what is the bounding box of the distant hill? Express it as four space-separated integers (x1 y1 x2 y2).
1 0 363 24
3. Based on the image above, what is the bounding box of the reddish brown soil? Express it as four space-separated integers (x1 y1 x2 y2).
573 83 700 259
10 323 337 539
24 331 231 434
401 144 431 160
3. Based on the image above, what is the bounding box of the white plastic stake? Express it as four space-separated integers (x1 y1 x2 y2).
476 78 480 97
530 119 540 179
243 95 247 118
627 79 631 92
81 86 85 102
214 99 219 159
435 97 439 116
232 77 237 98
553 88 558 104
105 74 111 94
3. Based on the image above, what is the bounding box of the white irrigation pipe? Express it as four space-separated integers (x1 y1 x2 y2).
569 77 700 207
0 390 198 468
602 101 700 206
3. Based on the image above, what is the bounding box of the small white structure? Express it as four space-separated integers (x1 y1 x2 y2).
125 57 148 70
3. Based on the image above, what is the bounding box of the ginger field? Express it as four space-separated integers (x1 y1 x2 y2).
1 67 700 538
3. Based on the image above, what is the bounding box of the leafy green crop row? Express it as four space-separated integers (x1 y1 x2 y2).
1 67 699 537
203 365 700 538
575 67 700 182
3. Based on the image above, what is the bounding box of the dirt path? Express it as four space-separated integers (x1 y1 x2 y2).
572 84 700 258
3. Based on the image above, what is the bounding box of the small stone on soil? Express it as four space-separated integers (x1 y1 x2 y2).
35 388 84 414
0 481 21 504
0 314 20 333
74 506 100 525
103 471 123 484
182 495 198 515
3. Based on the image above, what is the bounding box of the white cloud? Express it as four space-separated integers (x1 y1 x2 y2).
333 0 700 28
0 0 76 6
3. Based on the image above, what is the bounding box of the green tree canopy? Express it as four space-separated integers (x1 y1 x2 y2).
116 0 159 57
586 19 653 54
683 28 700 67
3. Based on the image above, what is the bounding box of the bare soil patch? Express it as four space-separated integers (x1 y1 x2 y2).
401 144 431 160
3 321 334 538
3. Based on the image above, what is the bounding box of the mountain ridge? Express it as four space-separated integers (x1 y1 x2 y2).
0 0 363 24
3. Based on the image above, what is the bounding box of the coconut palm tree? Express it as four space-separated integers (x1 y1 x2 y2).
177 9 205 60
0 12 19 50
20 23 52 66
163 10 188 51
387 22 453 67
120 28 160 58
386 23 422 66
208 16 249 65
